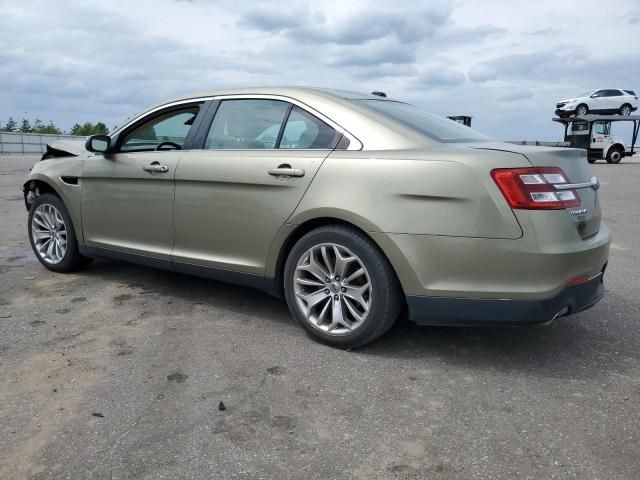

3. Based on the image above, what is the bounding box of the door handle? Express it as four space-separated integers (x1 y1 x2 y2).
268 164 305 178
143 161 169 173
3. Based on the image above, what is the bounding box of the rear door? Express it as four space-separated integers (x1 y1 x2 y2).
172 98 344 276
603 89 623 111
81 102 205 259
588 90 607 112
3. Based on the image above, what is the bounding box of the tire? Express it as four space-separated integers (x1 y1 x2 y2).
28 193 92 272
283 225 403 348
587 157 597 164
620 104 632 116
605 146 624 164
575 104 588 116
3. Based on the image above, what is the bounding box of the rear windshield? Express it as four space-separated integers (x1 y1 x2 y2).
353 100 489 143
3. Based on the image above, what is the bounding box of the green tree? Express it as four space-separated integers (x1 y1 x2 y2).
69 123 82 136
3 117 17 132
32 119 45 133
68 122 110 136
19 119 32 133
39 121 62 135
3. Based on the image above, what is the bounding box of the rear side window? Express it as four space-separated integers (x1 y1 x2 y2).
623 90 636 95
205 100 289 149
354 100 488 143
604 89 622 97
280 106 340 149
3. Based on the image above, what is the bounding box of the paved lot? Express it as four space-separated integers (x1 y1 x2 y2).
0 154 639 480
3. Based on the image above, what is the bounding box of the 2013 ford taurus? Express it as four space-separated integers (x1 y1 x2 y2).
23 87 610 348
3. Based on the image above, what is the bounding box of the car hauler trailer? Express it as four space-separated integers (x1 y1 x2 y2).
552 115 640 163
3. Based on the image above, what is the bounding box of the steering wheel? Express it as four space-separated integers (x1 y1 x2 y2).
155 141 182 151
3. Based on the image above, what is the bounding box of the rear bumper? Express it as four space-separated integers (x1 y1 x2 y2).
407 271 605 326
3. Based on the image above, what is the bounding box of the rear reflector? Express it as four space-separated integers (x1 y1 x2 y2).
568 276 591 286
491 167 581 209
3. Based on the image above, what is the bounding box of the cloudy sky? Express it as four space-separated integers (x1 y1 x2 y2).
1 0 639 140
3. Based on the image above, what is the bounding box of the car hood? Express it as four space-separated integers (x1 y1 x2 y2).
43 139 88 159
558 98 579 104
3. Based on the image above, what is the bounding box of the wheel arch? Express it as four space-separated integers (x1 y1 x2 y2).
23 178 64 210
23 174 85 243
267 216 404 298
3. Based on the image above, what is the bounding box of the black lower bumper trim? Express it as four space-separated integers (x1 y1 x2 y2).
406 274 604 326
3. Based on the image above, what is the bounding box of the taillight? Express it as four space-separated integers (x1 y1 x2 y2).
491 167 581 209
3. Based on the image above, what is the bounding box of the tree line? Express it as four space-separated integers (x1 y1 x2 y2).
0 117 109 136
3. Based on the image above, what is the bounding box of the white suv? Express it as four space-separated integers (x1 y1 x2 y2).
555 89 637 117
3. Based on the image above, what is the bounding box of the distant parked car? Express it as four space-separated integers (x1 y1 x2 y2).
555 89 637 117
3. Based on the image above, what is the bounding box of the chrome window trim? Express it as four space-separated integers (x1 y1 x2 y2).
114 94 363 151
210 94 363 150
112 97 215 137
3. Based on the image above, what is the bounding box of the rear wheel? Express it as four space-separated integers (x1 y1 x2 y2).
606 146 624 164
283 225 403 348
575 104 588 116
28 193 92 272
620 104 632 116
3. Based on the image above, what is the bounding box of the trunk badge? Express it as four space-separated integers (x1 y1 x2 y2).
570 209 588 216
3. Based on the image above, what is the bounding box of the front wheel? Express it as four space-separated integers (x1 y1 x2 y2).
28 193 92 272
284 225 403 348
575 104 588 116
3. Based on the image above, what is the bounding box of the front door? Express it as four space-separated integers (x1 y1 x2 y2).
81 103 205 260
172 98 344 276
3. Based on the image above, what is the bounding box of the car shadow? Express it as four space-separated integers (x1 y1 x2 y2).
80 259 637 381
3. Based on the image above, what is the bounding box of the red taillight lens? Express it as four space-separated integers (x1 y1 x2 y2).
491 167 581 210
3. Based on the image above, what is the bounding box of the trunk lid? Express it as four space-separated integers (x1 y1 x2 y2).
469 143 601 239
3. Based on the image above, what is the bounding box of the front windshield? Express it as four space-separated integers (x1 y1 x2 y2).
578 91 594 97
353 100 489 143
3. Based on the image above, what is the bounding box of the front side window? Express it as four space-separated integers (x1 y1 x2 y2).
354 100 489 143
591 90 605 98
205 100 289 149
594 123 610 135
120 107 199 152
280 106 340 149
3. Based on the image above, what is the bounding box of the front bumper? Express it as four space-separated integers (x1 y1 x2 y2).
406 270 605 326
555 108 575 117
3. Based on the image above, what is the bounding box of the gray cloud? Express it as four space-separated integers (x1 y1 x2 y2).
241 3 452 45
468 50 640 88
416 66 467 87
2 0 639 142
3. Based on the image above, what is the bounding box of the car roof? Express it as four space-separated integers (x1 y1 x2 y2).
115 87 430 151
155 86 395 106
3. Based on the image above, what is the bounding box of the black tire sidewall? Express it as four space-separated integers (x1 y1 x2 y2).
28 193 85 272
620 104 631 115
576 104 588 116
606 148 623 164
283 226 401 348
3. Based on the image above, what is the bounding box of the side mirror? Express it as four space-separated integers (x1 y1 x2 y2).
85 134 111 153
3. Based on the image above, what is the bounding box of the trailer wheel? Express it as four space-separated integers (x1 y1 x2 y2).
606 146 624 164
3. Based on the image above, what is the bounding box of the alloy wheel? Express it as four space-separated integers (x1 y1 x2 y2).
31 204 67 264
293 243 372 335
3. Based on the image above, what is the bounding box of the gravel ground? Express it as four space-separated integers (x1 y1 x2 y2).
0 154 638 480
